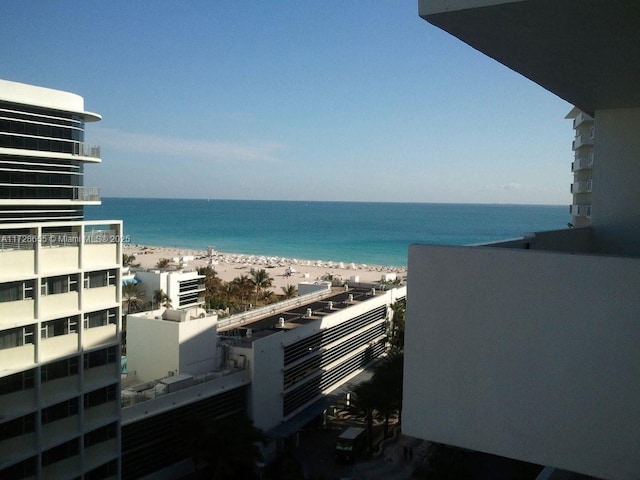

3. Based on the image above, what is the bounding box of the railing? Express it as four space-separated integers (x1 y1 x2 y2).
572 153 594 171
72 143 101 158
570 181 592 194
573 111 593 129
0 232 37 250
570 204 591 217
572 134 594 150
216 288 334 330
84 229 118 244
73 186 100 202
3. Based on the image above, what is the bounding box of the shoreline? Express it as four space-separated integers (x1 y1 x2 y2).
123 244 407 291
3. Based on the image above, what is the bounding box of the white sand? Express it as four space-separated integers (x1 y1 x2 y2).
123 245 406 291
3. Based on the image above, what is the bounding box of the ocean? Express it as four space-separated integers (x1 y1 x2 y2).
87 198 569 267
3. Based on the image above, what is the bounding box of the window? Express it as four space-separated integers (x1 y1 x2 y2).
0 413 36 441
41 438 80 466
84 384 116 409
41 356 79 383
0 280 34 303
83 308 117 329
0 456 37 479
84 346 117 369
40 316 78 339
84 422 117 447
41 397 79 425
0 325 34 350
41 275 78 296
84 269 117 288
0 369 34 395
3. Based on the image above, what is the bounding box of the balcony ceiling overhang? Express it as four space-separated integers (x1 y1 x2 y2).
419 0 640 114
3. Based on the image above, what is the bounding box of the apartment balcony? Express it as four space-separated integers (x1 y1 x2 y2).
83 324 118 350
40 334 80 363
39 291 79 317
0 299 35 324
406 231 640 480
72 143 101 159
573 111 594 129
83 286 118 311
570 204 591 218
40 246 80 274
72 186 100 202
84 363 120 392
41 415 81 450
0 344 35 371
0 387 36 418
572 133 594 150
84 438 119 474
0 433 37 468
571 153 594 172
84 400 119 432
570 180 592 194
41 454 81 480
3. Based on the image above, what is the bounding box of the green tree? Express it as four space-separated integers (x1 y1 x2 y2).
250 268 273 306
388 300 406 350
348 380 378 454
122 282 145 314
153 289 172 309
155 257 172 269
281 284 297 299
122 253 140 267
372 350 404 434
232 274 253 310
198 266 225 310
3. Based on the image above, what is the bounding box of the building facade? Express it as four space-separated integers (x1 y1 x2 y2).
566 107 594 227
405 3 640 480
0 79 122 480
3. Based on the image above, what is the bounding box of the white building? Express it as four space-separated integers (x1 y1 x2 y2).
126 307 217 382
405 2 640 480
566 107 594 227
119 284 404 479
134 269 205 310
0 79 122 479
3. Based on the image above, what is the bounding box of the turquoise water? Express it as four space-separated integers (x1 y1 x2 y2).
87 198 569 267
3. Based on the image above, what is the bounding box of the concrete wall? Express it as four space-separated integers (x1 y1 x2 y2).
404 244 640 480
249 332 285 431
177 316 217 376
591 107 640 256
127 315 179 381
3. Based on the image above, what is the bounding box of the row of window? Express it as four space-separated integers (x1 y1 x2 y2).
0 310 118 349
0 270 118 302
0 346 117 394
0 133 80 154
0 456 118 480
0 171 77 185
0 104 83 128
0 117 82 140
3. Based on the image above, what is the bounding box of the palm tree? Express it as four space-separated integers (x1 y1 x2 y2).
348 380 378 454
153 289 172 309
372 350 404 434
232 275 253 309
122 282 145 314
389 300 406 350
281 284 297 299
156 257 172 269
250 268 273 306
122 253 140 267
198 266 224 310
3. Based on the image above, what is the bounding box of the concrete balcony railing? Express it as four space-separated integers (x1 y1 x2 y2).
572 133 594 150
570 204 592 218
573 111 594 128
406 240 640 480
72 186 100 202
72 143 101 158
572 153 594 172
570 180 592 194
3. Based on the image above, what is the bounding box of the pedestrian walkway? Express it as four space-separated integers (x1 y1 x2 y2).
352 434 428 480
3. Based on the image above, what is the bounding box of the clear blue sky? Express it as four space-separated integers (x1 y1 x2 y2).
2 1 572 204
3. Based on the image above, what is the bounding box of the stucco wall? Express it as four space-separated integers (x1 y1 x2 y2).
404 244 640 480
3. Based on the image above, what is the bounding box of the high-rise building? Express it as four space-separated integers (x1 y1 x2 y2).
566 107 594 227
405 2 640 480
0 79 122 480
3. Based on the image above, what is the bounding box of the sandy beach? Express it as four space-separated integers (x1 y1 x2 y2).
123 245 406 291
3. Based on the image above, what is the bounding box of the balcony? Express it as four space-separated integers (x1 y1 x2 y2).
406 237 640 480
572 153 594 172
570 180 592 194
573 111 594 129
72 143 101 159
572 133 594 150
72 187 100 202
570 204 592 218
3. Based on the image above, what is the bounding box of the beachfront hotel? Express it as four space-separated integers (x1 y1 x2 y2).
0 79 122 479
405 2 640 480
